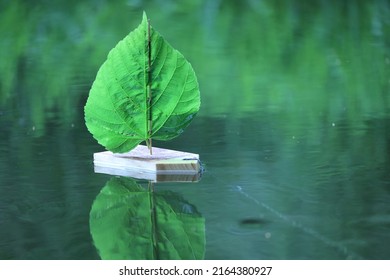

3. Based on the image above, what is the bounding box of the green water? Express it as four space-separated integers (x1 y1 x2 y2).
1 0 390 259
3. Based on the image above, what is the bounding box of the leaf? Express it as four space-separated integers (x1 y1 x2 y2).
89 177 205 260
84 12 200 153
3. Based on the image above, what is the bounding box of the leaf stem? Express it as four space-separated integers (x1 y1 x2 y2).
147 18 153 155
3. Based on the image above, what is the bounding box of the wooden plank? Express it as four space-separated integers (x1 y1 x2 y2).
93 145 201 182
94 165 201 182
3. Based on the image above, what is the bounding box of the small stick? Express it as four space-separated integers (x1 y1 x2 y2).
147 18 153 155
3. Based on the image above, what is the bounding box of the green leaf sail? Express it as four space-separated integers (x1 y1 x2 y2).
84 13 200 153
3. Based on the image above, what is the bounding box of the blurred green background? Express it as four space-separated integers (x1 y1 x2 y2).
0 0 390 259
1 0 389 128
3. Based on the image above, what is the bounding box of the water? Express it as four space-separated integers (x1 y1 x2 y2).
1 0 390 260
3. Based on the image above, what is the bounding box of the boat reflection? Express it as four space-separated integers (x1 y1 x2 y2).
89 176 205 260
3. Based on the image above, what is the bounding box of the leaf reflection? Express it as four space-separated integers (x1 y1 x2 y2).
89 177 205 260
